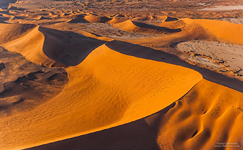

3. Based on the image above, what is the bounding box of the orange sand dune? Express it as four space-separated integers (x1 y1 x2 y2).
0 23 105 67
69 14 113 24
26 79 243 150
113 20 181 34
128 18 243 54
129 21 216 48
124 19 243 49
68 14 89 23
108 17 127 24
0 43 202 150
154 79 243 150
156 20 186 29
84 14 111 23
1 17 243 150
0 24 56 66
182 18 243 45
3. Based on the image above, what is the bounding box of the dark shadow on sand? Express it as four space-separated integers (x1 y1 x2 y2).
25 116 161 150
39 27 106 66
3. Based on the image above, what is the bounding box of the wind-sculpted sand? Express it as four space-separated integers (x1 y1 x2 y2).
0 41 203 150
0 0 243 150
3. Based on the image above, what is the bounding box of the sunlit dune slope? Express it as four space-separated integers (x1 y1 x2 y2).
182 19 243 45
0 23 105 67
26 78 243 150
153 79 243 150
0 44 202 150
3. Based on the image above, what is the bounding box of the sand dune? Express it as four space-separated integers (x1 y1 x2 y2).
108 17 128 24
69 14 124 24
156 20 186 29
0 24 56 66
113 20 181 34
68 14 89 23
182 18 243 45
0 42 202 150
155 79 243 150
26 79 243 150
0 1 243 149
0 20 242 150
0 23 36 44
0 23 105 67
84 14 111 23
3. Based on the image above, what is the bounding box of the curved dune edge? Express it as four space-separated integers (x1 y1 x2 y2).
155 79 243 150
0 24 60 67
0 44 202 150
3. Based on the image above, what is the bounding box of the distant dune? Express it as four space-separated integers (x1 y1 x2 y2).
113 20 181 34
0 23 105 67
182 18 243 45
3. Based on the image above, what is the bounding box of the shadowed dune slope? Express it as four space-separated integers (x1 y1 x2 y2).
0 43 202 150
113 20 181 34
0 23 105 67
68 15 89 23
